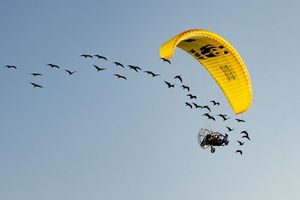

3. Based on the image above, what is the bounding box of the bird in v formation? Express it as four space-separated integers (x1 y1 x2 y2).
174 75 182 83
93 65 106 71
81 54 93 58
4 65 17 69
164 81 175 88
6 54 249 152
160 58 171 64
185 102 193 109
113 61 124 68
128 65 142 72
47 64 59 69
181 85 190 91
187 94 197 99
30 82 43 88
65 70 76 75
203 113 215 121
31 73 42 77
235 150 243 155
217 114 230 121
94 55 107 60
192 102 203 109
144 71 160 77
114 74 127 80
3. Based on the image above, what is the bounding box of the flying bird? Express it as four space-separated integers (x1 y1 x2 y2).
94 55 107 60
226 126 234 132
113 62 125 68
128 65 142 72
210 100 220 106
80 54 93 58
181 85 190 91
217 114 230 121
164 81 175 88
30 82 43 88
217 113 228 118
160 58 171 64
240 131 249 139
202 105 211 112
185 102 193 109
65 70 76 75
240 130 249 136
242 135 251 141
235 118 246 123
237 141 245 146
174 75 183 83
144 71 160 77
93 65 106 71
114 74 127 80
203 113 215 121
47 64 59 69
187 94 197 99
4 65 17 69
31 73 42 77
235 150 243 155
192 102 203 109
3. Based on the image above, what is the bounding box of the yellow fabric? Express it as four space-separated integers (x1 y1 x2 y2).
160 29 252 114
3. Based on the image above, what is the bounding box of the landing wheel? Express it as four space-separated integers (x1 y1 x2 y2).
211 147 215 153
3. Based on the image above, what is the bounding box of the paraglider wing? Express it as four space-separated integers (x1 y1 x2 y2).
160 29 252 114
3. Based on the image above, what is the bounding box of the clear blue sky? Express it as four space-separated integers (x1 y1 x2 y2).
1 0 300 199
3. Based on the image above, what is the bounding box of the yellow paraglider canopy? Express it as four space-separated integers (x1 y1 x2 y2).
160 29 252 114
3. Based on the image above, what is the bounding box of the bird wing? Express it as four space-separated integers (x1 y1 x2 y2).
144 71 151 75
204 106 211 112
93 65 100 70
163 58 171 63
241 131 248 136
30 82 42 88
242 135 250 140
185 102 192 108
236 150 243 155
150 72 155 76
